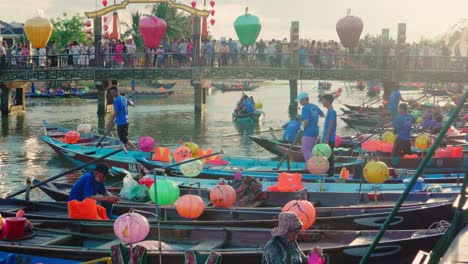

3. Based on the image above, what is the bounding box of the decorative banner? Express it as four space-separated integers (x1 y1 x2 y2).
139 16 167 48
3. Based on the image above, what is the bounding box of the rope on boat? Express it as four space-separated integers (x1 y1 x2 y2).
427 220 451 233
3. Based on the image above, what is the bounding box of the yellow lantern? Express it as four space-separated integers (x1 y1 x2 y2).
416 117 423 124
24 17 53 48
363 161 389 184
183 142 200 158
415 134 431 150
381 131 396 143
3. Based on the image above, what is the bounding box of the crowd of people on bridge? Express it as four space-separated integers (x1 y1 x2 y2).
0 34 466 71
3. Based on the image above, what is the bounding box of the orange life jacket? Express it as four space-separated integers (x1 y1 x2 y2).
68 198 109 220
199 149 221 162
152 147 172 163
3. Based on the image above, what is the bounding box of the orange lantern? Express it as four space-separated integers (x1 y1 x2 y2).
173 146 192 163
282 200 316 230
175 195 205 219
24 16 53 48
210 182 236 208
64 131 80 144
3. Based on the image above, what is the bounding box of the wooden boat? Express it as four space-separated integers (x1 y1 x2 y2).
0 196 455 231
213 82 259 92
26 93 79 99
151 82 177 89
126 90 174 98
341 117 385 131
232 110 265 124
0 251 86 264
275 144 468 176
344 103 383 113
0 220 445 263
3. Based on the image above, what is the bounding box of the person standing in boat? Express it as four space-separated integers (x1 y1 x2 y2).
388 86 408 120
262 212 315 264
321 94 336 177
68 164 120 217
392 103 415 156
107 86 138 151
297 92 324 162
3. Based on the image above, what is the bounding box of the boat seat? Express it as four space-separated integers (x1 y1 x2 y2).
40 235 73 245
96 239 122 249
348 232 390 246
190 239 225 251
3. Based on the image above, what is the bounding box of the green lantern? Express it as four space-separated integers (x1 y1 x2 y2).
312 143 332 159
234 7 262 46
149 179 180 205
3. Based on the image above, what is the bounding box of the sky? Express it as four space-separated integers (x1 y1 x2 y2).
0 0 467 42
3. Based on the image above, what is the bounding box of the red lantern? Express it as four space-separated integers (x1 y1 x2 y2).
85 21 91 27
191 1 196 8
85 29 92 34
210 19 215 26
139 16 167 49
210 0 215 7
210 182 236 208
64 131 80 144
210 10 215 16
87 36 93 40
102 0 108 7
282 200 317 230
103 16 108 23
104 25 108 31
336 9 364 49
104 32 109 39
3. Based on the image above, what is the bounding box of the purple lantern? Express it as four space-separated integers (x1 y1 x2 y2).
138 136 155 152
113 212 150 244
336 9 364 49
139 16 167 49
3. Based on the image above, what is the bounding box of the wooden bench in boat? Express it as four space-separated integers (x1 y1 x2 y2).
39 235 74 245
190 239 225 251
348 234 390 246
96 239 123 249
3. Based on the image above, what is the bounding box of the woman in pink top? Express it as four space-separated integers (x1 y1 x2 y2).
186 38 193 65
114 40 124 66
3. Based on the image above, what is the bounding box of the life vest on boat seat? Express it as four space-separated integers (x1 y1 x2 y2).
267 173 304 192
198 149 221 162
68 198 109 220
152 147 172 163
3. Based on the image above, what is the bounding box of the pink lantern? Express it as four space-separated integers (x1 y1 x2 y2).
173 146 192 163
306 155 329 174
191 1 196 8
210 0 215 7
104 32 109 39
85 29 92 34
104 25 108 31
139 16 167 49
113 212 150 244
85 21 91 27
336 9 364 49
210 19 215 26
335 134 341 147
211 10 215 16
138 136 155 152
102 0 108 7
103 16 108 23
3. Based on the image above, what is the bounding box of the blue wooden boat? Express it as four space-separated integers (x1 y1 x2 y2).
0 251 87 264
232 110 265 124
151 81 177 89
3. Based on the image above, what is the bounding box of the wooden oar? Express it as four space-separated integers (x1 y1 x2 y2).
5 148 125 199
222 127 284 138
275 131 303 171
96 119 116 147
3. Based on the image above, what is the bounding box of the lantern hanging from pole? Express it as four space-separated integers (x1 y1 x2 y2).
104 25 108 31
210 19 215 26
85 20 91 27
139 16 167 49
336 9 364 49
210 0 215 8
109 12 120 40
234 7 262 46
113 212 150 244
103 16 108 23
102 0 108 7
211 10 215 16
24 16 53 49
191 1 196 8
85 29 92 34
104 32 109 39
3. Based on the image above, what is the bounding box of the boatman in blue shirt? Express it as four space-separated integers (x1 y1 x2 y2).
388 86 408 120
297 92 324 162
282 115 302 143
107 86 138 150
392 103 415 156
321 94 337 177
68 164 120 217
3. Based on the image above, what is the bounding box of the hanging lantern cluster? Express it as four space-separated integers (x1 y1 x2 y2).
84 20 93 40
102 13 112 39
210 0 216 26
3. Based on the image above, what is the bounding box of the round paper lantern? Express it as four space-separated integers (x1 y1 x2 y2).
64 131 80 144
183 142 200 157
175 194 205 219
381 131 396 143
255 102 263 109
210 19 215 26
102 0 108 6
173 146 192 163
234 8 262 46
159 87 164 92
312 144 332 159
24 17 53 49
464 113 468 122
211 10 215 16
138 136 155 152
210 0 215 7
416 116 423 124
415 134 431 150
306 156 329 175
335 134 341 147
149 179 180 205
336 10 364 49
139 16 167 49
113 212 149 244
363 161 389 184
76 124 91 134
85 20 91 27
210 182 236 208
179 158 203 177
282 200 316 230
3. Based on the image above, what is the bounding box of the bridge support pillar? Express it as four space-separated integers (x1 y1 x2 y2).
288 21 300 119
96 80 117 115
0 82 27 116
289 80 298 118
193 83 206 115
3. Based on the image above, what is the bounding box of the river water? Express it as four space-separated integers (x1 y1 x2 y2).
0 80 423 200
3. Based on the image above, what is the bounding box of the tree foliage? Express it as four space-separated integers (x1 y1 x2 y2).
122 10 145 52
149 3 192 41
50 13 88 52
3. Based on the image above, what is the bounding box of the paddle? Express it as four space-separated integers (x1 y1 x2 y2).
275 131 303 171
222 127 284 138
96 119 116 147
5 147 125 199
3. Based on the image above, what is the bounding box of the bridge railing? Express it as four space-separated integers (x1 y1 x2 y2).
0 53 466 72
